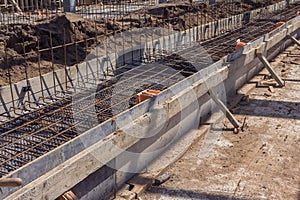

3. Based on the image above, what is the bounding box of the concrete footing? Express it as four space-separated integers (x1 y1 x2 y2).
1 0 300 199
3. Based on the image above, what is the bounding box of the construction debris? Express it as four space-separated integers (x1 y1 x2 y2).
268 85 275 93
153 173 171 186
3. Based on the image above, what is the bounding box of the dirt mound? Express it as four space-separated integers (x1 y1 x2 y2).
0 13 108 85
121 0 283 31
36 13 99 65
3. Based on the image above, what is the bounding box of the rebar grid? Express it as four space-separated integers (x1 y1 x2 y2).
201 4 300 62
0 58 194 176
0 0 292 87
0 2 300 177
0 0 157 24
0 0 283 25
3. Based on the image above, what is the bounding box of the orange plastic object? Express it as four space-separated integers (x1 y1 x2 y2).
137 89 160 104
235 41 247 51
275 21 285 28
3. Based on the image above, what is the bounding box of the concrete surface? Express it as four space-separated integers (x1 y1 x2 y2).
139 45 300 200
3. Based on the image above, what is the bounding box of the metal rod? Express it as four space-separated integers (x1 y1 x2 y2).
287 34 300 46
256 51 285 87
208 90 241 129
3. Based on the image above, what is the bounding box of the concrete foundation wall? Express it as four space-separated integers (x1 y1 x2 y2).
1 1 300 199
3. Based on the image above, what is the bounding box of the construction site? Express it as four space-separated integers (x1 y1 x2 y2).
0 0 299 199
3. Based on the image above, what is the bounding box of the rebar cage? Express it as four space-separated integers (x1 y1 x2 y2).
0 0 298 177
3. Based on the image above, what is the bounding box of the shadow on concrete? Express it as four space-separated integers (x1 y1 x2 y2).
234 98 300 120
145 186 249 200
71 164 116 199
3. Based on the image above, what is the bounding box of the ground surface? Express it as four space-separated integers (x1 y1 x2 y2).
139 46 300 200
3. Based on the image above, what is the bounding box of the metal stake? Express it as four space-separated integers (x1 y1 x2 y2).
256 50 285 87
208 90 241 132
287 34 300 47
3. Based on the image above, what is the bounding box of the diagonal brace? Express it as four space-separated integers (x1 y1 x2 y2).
208 90 241 129
287 34 300 46
8 0 22 12
256 51 285 87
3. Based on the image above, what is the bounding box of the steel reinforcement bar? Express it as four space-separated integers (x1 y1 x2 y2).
1 0 300 199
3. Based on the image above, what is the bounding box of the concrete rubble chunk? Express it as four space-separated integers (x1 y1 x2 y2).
153 173 171 186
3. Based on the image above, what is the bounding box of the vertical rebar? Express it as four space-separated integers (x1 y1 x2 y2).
5 43 15 110
197 5 199 41
49 31 56 94
63 29 67 91
95 21 100 80
188 3 191 46
122 16 125 65
37 37 44 100
22 39 30 104
130 14 134 63
139 12 142 60
113 18 117 69
84 22 88 84
75 28 79 89
105 18 109 76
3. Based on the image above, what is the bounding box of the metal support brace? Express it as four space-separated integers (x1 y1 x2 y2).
287 34 300 46
8 0 22 12
256 51 285 87
208 90 241 132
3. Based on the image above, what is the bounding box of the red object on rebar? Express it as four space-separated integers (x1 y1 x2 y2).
137 90 160 104
297 11 300 16
275 21 285 28
235 39 247 51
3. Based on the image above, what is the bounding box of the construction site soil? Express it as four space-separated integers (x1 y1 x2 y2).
0 0 284 86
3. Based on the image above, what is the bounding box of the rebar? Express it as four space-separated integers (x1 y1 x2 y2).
0 0 300 177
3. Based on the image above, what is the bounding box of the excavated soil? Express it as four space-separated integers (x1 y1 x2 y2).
0 0 284 86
